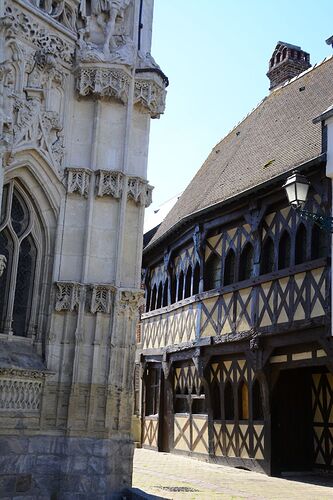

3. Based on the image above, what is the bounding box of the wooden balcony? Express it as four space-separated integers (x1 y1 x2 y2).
141 258 329 351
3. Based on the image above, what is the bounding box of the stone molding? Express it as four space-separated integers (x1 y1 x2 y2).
54 282 146 318
90 284 115 314
55 281 81 311
66 168 153 205
75 65 167 117
134 72 167 118
117 290 145 319
66 167 92 196
75 64 131 103
96 169 123 198
128 176 153 207
0 376 43 412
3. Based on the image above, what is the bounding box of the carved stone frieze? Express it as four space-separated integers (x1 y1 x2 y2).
117 290 145 319
134 72 167 118
4 4 74 65
96 169 123 198
0 376 43 412
127 176 153 207
55 281 82 311
90 284 115 314
66 167 92 196
75 65 130 102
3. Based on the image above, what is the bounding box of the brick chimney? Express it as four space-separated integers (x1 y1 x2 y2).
267 42 311 90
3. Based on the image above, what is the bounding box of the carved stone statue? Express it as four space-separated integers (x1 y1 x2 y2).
79 0 132 60
0 255 7 278
93 0 131 54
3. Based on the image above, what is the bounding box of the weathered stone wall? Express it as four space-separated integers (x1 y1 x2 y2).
0 435 133 498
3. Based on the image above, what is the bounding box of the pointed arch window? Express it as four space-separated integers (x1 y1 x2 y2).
278 231 291 270
145 284 151 313
224 381 234 420
150 284 157 311
0 183 42 337
211 380 221 420
239 243 254 281
224 248 236 286
156 282 163 309
170 271 177 304
184 266 192 298
311 224 327 260
261 236 274 275
162 278 168 307
204 252 221 291
177 271 184 301
252 379 264 420
238 381 249 420
295 223 307 265
192 262 200 295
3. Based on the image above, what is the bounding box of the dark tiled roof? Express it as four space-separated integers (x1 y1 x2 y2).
148 56 333 249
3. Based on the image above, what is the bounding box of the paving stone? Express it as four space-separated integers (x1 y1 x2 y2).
132 449 333 500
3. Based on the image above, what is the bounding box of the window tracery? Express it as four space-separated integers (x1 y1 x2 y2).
0 182 43 337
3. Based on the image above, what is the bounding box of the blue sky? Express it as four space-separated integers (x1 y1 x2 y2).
146 0 333 218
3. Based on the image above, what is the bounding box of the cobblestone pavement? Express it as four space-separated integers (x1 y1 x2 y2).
132 449 333 499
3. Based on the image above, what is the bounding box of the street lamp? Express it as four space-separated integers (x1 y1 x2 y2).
283 172 333 232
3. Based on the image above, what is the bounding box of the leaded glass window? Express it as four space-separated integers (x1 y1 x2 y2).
0 182 40 337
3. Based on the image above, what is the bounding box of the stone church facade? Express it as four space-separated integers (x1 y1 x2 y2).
0 0 167 497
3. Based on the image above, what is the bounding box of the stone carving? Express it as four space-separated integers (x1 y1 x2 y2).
134 76 167 118
66 167 91 196
55 282 81 311
75 65 130 102
127 177 153 207
10 95 65 170
97 169 123 198
27 48 63 89
0 377 43 411
78 0 132 62
0 255 7 277
0 61 14 150
91 284 114 313
117 290 145 319
25 0 77 33
5 5 74 65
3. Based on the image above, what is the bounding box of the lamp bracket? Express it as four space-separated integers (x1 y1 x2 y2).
295 207 333 233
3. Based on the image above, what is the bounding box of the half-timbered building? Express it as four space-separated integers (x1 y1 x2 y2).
138 42 333 475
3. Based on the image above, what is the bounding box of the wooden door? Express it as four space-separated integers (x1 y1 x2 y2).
271 368 313 474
